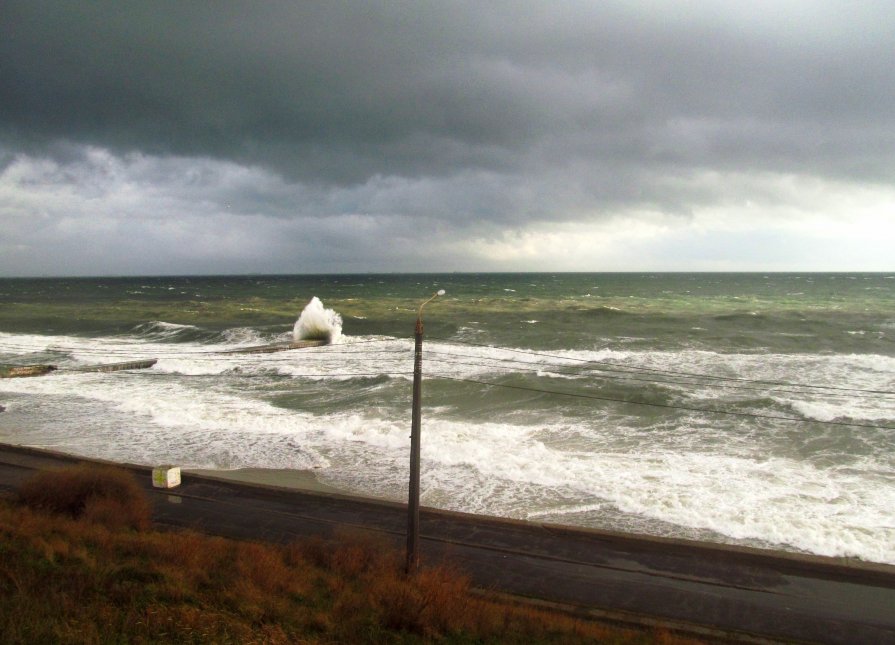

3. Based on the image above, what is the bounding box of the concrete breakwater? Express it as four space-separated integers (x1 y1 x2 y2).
0 365 57 378
1 359 158 378
224 340 327 354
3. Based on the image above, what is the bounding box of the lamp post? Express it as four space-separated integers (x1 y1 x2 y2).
406 288 445 573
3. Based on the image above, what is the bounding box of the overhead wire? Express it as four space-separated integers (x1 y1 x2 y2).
38 360 893 431
0 337 407 361
424 349 894 401
6 338 895 398
429 337 895 396
3 328 890 394
117 370 414 380
3 332 893 429
4 333 893 401
426 374 895 431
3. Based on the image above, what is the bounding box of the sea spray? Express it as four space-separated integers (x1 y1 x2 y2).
293 297 342 344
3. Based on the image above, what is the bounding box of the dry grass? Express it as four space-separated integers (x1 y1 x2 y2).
16 463 151 530
0 466 708 644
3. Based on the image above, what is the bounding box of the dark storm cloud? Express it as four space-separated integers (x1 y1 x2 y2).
4 1 894 188
2 1 540 181
2 1 894 275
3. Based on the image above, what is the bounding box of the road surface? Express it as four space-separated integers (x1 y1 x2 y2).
1 443 893 644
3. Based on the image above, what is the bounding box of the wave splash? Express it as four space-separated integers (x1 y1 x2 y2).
293 297 343 344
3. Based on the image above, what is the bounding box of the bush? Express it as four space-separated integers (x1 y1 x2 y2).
371 564 471 636
16 464 152 530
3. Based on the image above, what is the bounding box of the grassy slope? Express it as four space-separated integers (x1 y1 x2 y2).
0 467 703 644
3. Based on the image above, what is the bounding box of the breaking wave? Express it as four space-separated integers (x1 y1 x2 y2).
293 297 342 344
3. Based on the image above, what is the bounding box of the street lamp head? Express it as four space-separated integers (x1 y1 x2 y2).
416 289 446 330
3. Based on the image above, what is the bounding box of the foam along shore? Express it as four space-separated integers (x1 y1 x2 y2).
184 467 350 496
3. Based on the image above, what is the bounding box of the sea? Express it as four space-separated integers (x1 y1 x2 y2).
1 273 893 563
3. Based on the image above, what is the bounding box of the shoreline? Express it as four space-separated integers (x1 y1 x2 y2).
10 452 895 645
3 441 895 581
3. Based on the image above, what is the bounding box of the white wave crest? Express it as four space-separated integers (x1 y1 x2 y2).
219 327 268 346
293 297 342 344
132 321 200 339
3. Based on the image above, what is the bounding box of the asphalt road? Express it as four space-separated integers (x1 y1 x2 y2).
2 443 894 644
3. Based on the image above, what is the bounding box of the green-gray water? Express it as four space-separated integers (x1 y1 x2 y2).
1 273 893 562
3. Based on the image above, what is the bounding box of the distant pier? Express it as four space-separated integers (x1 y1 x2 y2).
1 341 326 378
224 340 327 354
0 365 57 378
69 359 159 373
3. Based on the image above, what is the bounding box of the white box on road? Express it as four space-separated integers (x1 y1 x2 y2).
152 465 181 489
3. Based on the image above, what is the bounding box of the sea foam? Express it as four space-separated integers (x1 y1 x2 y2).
3 314 894 565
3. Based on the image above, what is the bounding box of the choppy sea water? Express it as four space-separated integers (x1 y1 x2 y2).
1 273 893 563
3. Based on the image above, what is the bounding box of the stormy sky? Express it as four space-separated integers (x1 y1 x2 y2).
1 1 893 276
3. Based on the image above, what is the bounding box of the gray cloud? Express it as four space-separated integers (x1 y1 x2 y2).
1 1 894 274
5 2 894 180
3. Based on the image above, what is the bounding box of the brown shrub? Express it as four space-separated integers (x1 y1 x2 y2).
17 464 151 530
370 564 470 637
297 529 396 577
0 494 709 644
313 531 473 639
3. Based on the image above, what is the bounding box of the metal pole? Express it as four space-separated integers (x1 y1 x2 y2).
406 289 443 574
406 315 424 573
